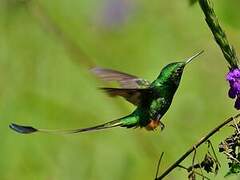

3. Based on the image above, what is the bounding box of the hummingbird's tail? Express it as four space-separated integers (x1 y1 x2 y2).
9 115 138 135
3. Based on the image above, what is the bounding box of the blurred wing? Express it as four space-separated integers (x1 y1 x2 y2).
101 87 150 105
91 67 150 88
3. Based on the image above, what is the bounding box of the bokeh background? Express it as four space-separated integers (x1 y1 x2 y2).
1 0 240 179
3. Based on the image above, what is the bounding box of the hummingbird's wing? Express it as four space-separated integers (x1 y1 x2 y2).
101 87 150 105
91 67 150 88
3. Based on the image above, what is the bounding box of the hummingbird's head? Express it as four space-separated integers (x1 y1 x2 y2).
158 51 203 86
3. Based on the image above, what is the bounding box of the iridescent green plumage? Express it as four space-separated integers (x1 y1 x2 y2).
9 51 203 134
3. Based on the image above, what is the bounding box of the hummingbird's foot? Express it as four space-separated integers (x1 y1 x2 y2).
145 120 160 131
155 114 165 131
159 121 165 131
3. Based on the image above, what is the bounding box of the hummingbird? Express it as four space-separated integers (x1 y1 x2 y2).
9 51 203 134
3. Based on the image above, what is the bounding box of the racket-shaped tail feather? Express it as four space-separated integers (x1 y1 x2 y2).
9 115 139 135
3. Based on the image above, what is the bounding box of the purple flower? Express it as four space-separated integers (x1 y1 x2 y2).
226 68 240 109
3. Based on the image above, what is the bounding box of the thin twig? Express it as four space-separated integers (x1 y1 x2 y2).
155 152 164 179
196 157 205 180
192 146 197 167
223 152 240 164
177 165 210 180
233 117 240 134
155 113 240 180
191 148 201 179
207 140 221 167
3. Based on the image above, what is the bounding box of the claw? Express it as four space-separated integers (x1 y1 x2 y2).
159 121 165 131
156 114 165 131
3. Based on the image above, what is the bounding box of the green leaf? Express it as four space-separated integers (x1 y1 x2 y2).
225 163 240 177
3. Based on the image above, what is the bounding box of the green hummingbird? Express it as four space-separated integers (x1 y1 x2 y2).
9 51 203 134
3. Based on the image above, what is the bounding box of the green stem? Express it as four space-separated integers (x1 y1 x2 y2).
198 0 238 69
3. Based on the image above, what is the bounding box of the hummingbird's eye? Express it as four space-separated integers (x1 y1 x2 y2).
176 68 182 73
177 66 184 72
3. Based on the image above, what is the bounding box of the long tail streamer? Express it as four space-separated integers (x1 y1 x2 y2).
9 119 123 135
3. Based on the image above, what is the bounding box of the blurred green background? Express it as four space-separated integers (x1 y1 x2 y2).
1 0 240 179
